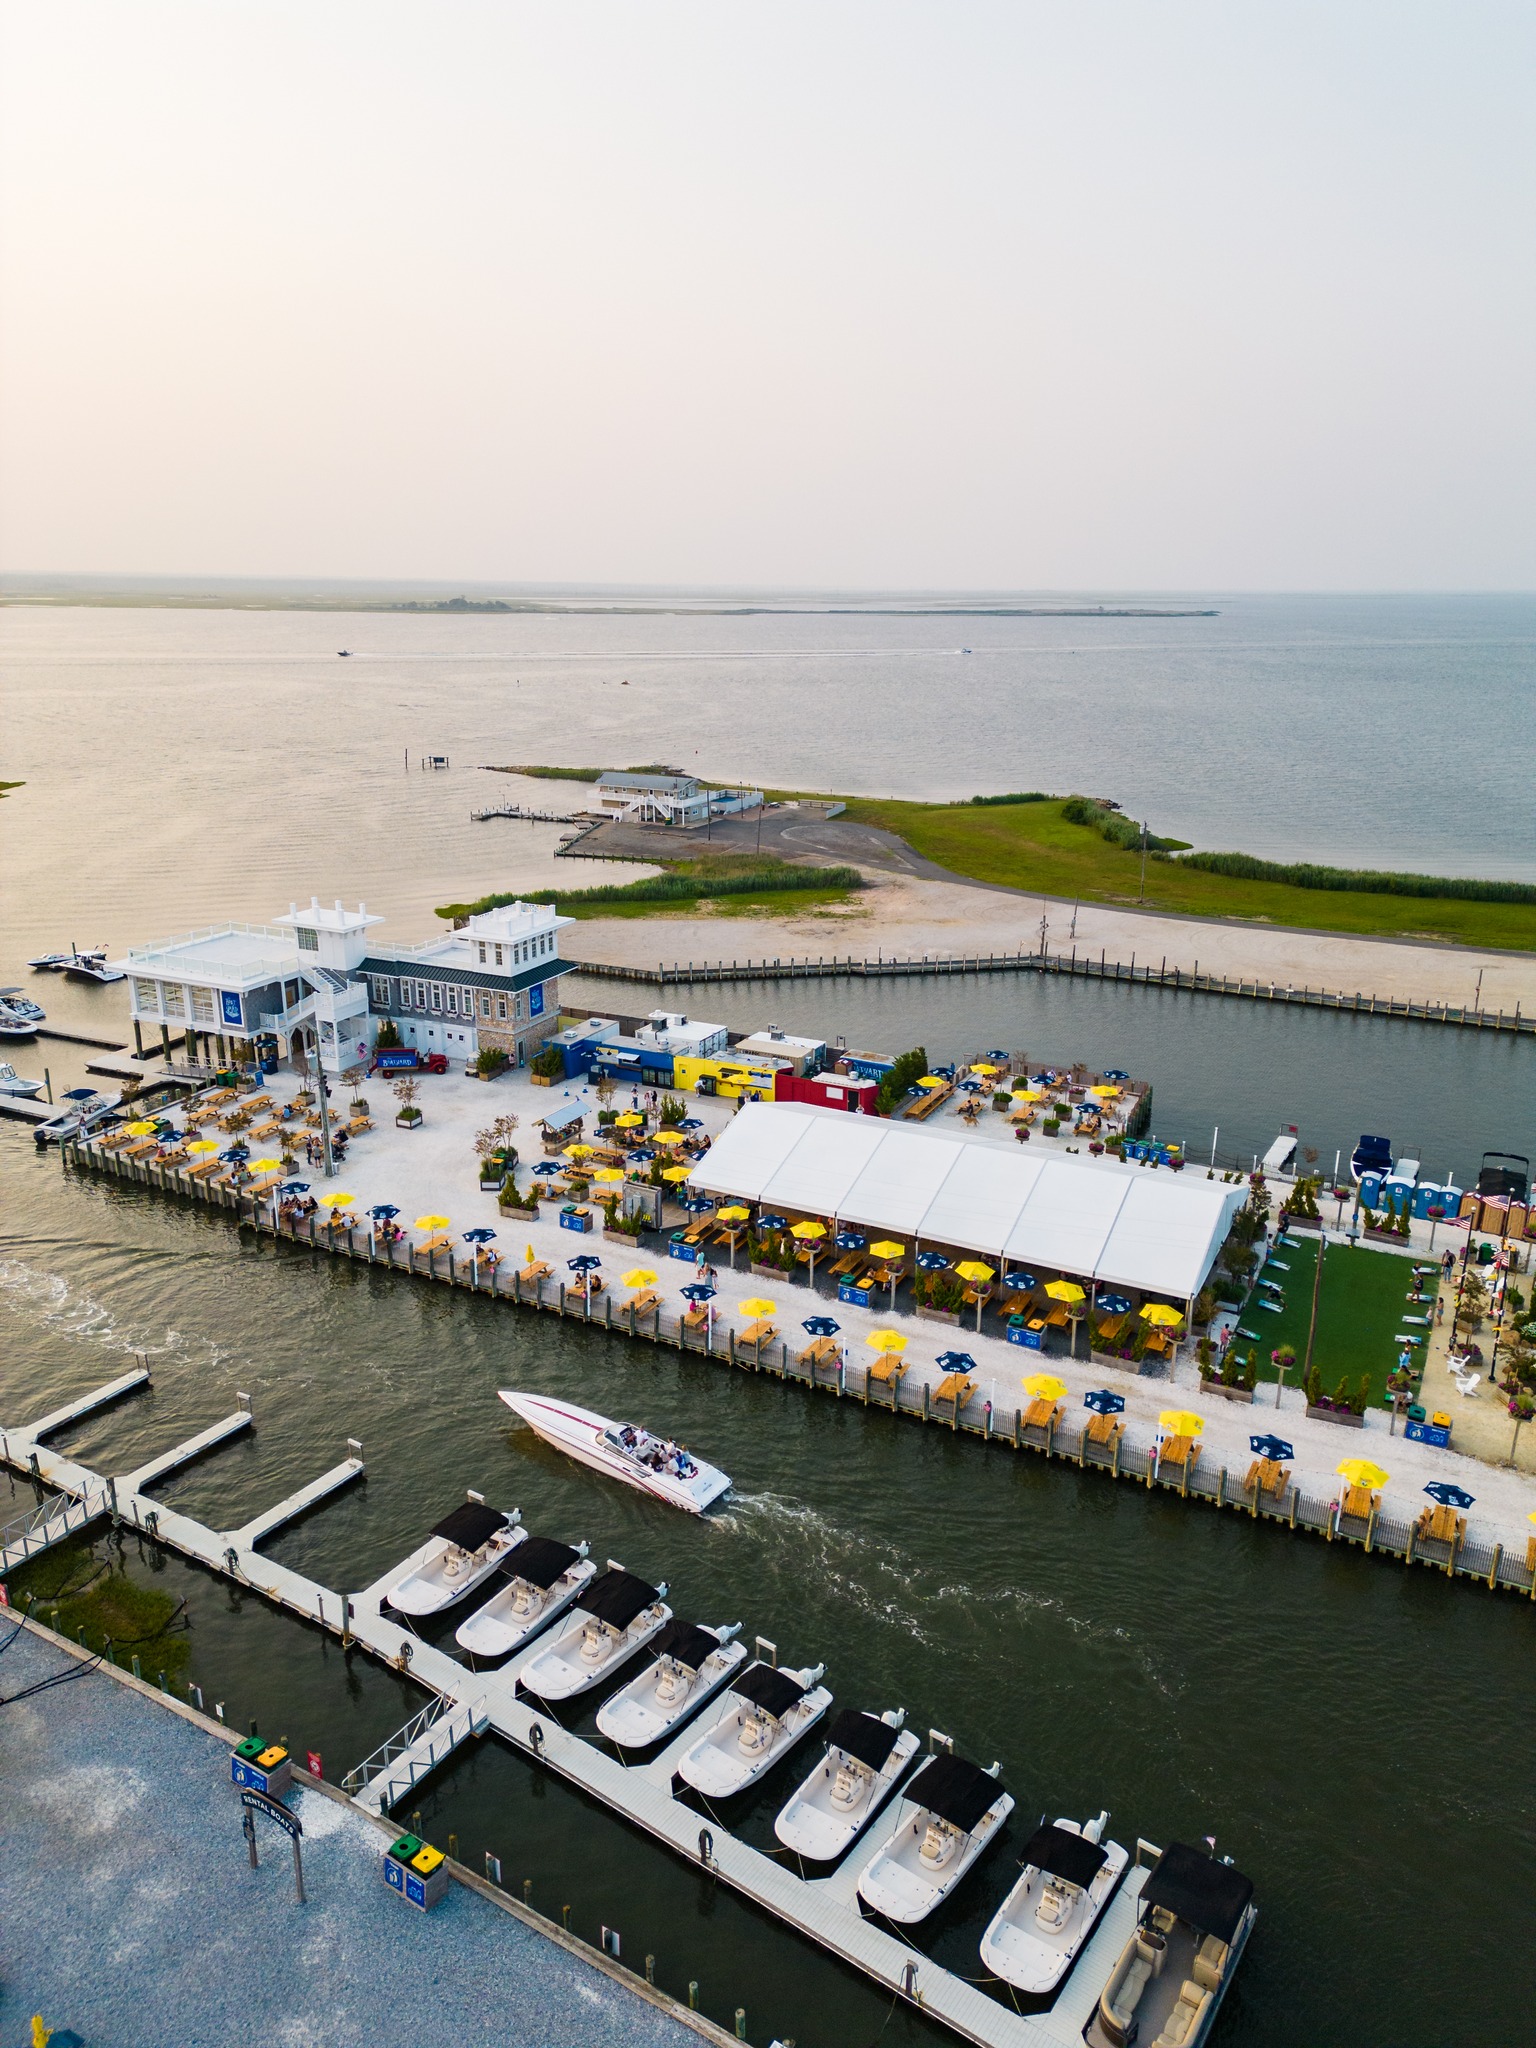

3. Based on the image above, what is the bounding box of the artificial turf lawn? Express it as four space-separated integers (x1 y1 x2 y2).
829 797 1536 953
1228 1235 1440 1410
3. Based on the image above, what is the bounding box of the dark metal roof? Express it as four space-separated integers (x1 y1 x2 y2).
825 1710 903 1774
1142 1843 1254 1944
499 1536 580 1590
359 955 576 997
430 1502 510 1551
734 1663 808 1719
903 1755 1004 1833
650 1620 721 1672
579 1568 661 1630
1020 1822 1109 1891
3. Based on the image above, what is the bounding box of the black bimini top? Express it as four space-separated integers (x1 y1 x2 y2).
904 1755 1004 1834
1022 1822 1108 1891
501 1536 580 1590
733 1663 808 1720
580 1568 661 1631
1142 1843 1254 1945
826 1710 903 1774
651 1620 720 1672
431 1502 510 1551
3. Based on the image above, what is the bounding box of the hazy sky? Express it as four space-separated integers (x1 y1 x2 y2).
2 3 1533 589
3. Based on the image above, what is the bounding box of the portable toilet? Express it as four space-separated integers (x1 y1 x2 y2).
1357 1171 1384 1209
1412 1182 1443 1219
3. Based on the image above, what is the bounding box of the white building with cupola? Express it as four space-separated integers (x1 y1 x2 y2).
121 896 575 1075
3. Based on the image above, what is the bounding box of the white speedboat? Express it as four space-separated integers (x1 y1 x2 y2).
0 1003 39 1041
675 1660 831 1799
518 1566 671 1702
27 953 73 971
596 1620 745 1749
774 1708 919 1863
385 1499 524 1617
0 1062 45 1098
1085 1842 1255 2048
64 949 125 984
856 1754 1013 1925
33 1092 120 1146
499 1390 731 1514
979 1813 1128 1998
455 1535 595 1659
0 989 45 1026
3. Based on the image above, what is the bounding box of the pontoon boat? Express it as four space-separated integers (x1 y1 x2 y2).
675 1659 831 1798
1085 1841 1255 2048
499 1390 730 1514
385 1499 524 1617
595 1620 745 1748
454 1535 594 1659
773 1708 918 1862
856 1753 1012 1924
518 1566 671 1702
980 1813 1128 1998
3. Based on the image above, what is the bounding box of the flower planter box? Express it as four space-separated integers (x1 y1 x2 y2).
529 1072 554 1088
1280 1214 1321 1232
395 1112 423 1129
1365 1227 1409 1244
603 1228 644 1247
917 1305 961 1325
500 1203 539 1222
1306 1402 1365 1427
1200 1380 1255 1404
750 1261 789 1280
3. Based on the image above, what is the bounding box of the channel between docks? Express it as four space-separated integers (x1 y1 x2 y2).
60 1138 1536 1600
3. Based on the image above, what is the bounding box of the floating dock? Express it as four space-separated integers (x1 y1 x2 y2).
0 1367 1157 2048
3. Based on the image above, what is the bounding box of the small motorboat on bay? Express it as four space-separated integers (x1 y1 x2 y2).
518 1565 671 1702
595 1620 745 1749
675 1658 831 1799
0 999 40 1041
979 1812 1128 1999
0 989 46 1028
0 1062 45 1098
499 1390 730 1514
33 1090 120 1146
1084 1841 1255 2048
63 948 125 984
385 1499 524 1617
856 1752 1012 1925
27 952 73 972
773 1707 918 1863
454 1534 595 1659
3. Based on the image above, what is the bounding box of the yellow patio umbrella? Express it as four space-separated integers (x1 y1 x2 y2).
565 1143 593 1159
1046 1279 1086 1303
125 1119 159 1136
187 1139 219 1154
250 1157 285 1173
661 1165 691 1182
319 1190 354 1209
1012 1087 1044 1102
592 1167 625 1183
971 1062 1000 1076
1140 1302 1183 1326
717 1204 750 1222
917 1075 946 1089
622 1267 659 1289
415 1212 450 1230
1158 1410 1205 1437
739 1296 777 1318
615 1112 644 1127
869 1240 905 1260
865 1329 907 1352
1090 1083 1121 1098
651 1130 685 1146
526 1243 537 1265
790 1221 827 1240
1022 1372 1068 1400
1336 1458 1390 1490
955 1260 995 1283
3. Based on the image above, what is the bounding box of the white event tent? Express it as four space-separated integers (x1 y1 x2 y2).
687 1102 1244 1304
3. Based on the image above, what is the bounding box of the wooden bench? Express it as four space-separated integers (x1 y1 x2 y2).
1244 1458 1290 1499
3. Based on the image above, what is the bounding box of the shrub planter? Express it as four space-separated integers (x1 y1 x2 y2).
1306 1402 1365 1427
1364 1226 1406 1244
750 1260 790 1281
1201 1380 1255 1404
529 1072 554 1088
395 1110 423 1129
1281 1214 1321 1233
499 1202 539 1222
918 1305 962 1326
603 1228 644 1247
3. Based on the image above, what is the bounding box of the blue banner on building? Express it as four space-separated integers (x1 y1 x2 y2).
221 990 243 1026
529 983 544 1017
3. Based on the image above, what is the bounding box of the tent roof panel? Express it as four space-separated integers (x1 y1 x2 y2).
918 1146 1045 1256
759 1111 889 1217
684 1102 822 1201
838 1128 966 1235
1095 1175 1245 1299
1002 1160 1133 1277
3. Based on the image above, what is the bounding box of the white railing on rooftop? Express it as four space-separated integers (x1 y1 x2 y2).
126 923 299 981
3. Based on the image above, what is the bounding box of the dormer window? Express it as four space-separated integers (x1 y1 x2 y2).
296 927 318 952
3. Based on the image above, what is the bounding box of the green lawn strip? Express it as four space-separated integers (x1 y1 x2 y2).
6 1534 192 1690
830 797 1536 952
441 856 865 924
1232 1238 1436 1411
558 884 858 921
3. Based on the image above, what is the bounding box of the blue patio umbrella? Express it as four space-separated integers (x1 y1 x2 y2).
802 1316 840 1337
1095 1291 1132 1315
463 1227 497 1244
567 1254 602 1272
1248 1434 1294 1461
758 1213 788 1231
221 1143 249 1162
934 1350 977 1372
630 1147 656 1162
916 1251 950 1271
682 1283 717 1304
1004 1270 1038 1291
679 1118 704 1130
279 1180 311 1195
681 1194 714 1213
369 1203 399 1219
986 1049 1009 1060
834 1231 866 1251
1424 1481 1475 1509
1103 1069 1129 1082
1084 1390 1127 1416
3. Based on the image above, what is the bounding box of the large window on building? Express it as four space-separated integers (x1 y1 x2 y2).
190 986 217 1024
415 981 427 1009
163 984 186 1018
430 983 443 1013
132 978 161 1013
371 975 391 1006
296 926 318 952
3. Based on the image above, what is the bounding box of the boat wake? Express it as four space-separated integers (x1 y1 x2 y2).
0 1253 243 1379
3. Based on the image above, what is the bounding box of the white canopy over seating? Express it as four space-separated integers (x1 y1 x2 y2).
688 1102 1244 1300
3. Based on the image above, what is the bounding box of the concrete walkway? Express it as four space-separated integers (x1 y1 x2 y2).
0 1624 721 2048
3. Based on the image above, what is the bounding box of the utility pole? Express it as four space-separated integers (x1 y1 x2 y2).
1301 1227 1327 1395
1138 820 1149 903
317 1061 335 1179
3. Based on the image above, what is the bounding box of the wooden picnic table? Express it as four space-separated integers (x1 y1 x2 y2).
345 1115 371 1135
122 1139 158 1159
1094 1313 1129 1344
797 1336 841 1369
1158 1434 1200 1472
935 1372 976 1409
416 1233 452 1257
1416 1503 1465 1545
247 1118 281 1140
157 1147 188 1168
738 1319 776 1346
622 1290 663 1317
867 1355 907 1386
184 1158 222 1179
828 1251 863 1277
200 1088 237 1108
1022 1396 1061 1429
1042 1303 1070 1329
519 1261 553 1283
1085 1413 1123 1447
1245 1457 1290 1498
1341 1483 1378 1520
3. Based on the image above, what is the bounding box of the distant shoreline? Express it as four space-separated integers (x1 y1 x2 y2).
0 591 1216 618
